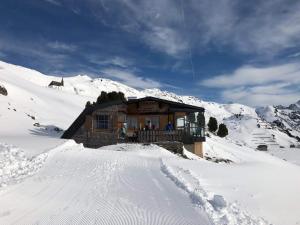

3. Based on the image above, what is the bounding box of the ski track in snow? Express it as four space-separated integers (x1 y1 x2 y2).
160 161 268 225
0 142 212 225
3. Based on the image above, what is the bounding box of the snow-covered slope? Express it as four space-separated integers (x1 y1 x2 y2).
1 139 300 225
0 142 214 225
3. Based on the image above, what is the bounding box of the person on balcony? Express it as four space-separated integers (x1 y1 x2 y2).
119 124 126 139
145 120 151 130
165 121 173 131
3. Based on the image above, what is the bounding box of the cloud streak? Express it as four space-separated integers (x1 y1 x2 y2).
143 26 188 57
200 63 300 106
201 63 300 88
47 41 77 52
44 0 61 6
101 68 162 89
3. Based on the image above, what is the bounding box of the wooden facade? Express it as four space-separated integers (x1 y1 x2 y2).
62 97 206 156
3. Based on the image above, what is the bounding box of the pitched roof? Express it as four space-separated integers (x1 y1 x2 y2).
128 96 204 112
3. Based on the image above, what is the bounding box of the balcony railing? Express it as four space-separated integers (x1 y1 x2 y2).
135 130 183 142
133 129 205 143
73 128 205 147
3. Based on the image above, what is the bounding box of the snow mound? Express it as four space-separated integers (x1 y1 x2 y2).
0 143 47 188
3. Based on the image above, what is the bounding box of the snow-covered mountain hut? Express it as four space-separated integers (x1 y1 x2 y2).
62 95 206 156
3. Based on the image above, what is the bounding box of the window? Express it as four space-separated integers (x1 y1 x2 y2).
176 117 185 129
118 113 126 123
127 116 138 129
95 114 109 129
145 116 159 130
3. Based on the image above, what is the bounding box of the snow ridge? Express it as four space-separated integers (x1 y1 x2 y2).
0 143 47 188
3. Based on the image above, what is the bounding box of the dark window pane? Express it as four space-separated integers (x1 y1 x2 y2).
96 115 109 129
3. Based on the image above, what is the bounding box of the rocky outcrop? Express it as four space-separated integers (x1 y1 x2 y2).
0 84 7 96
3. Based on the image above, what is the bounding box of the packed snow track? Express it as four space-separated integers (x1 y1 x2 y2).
0 142 212 225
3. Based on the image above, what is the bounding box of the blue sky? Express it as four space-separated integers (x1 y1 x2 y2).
0 0 300 106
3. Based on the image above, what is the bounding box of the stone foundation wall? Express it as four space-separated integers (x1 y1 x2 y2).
154 141 184 155
73 132 118 148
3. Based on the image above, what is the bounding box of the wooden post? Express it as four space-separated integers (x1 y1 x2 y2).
193 142 204 158
172 112 175 129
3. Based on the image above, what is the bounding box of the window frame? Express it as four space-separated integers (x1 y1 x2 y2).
127 115 138 130
95 114 110 129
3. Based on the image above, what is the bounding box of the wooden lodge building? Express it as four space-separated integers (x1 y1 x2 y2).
62 94 206 157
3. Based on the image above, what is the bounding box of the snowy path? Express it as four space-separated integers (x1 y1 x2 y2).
0 142 211 225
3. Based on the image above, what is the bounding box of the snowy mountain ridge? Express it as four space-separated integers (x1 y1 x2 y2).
257 103 300 141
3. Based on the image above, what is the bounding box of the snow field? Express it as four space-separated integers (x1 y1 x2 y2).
0 138 300 225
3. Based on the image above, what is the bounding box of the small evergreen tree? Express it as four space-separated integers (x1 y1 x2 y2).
96 91 126 104
208 117 218 133
107 91 118 101
197 112 205 128
97 91 108 103
118 92 126 101
85 101 91 108
217 123 228 137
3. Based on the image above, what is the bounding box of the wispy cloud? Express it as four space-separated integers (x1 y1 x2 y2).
200 63 300 106
101 68 162 89
187 0 300 55
44 0 61 6
143 26 188 57
222 84 300 107
0 37 70 72
201 63 300 88
89 56 133 68
0 51 6 58
107 0 300 56
47 41 77 52
289 52 300 58
80 0 188 58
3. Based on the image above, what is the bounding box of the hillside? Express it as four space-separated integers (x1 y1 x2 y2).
0 60 298 158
